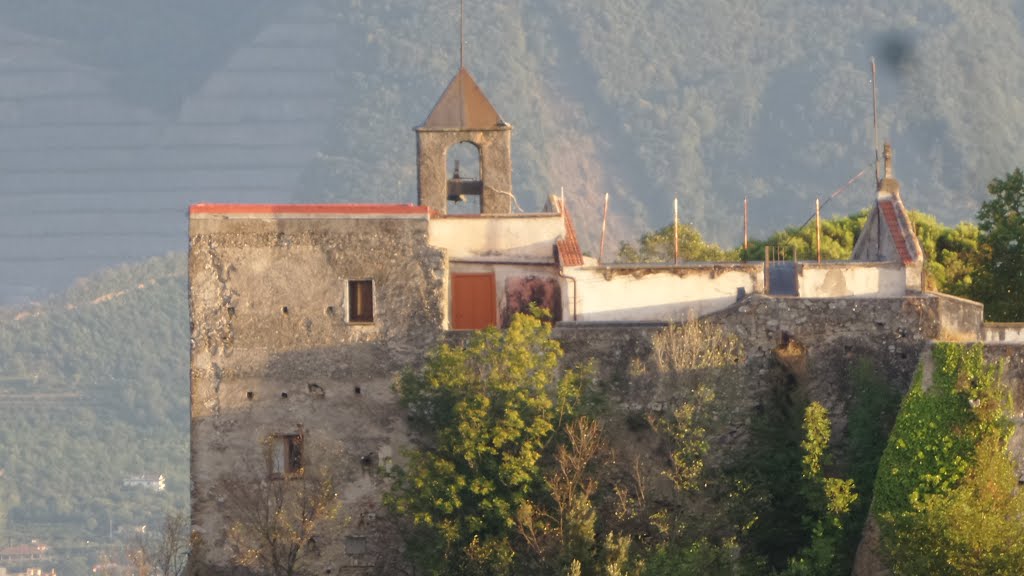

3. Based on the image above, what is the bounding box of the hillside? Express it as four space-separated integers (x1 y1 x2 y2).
0 255 188 569
0 0 1022 303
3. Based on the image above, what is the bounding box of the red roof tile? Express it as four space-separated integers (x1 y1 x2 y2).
879 200 914 264
556 199 584 267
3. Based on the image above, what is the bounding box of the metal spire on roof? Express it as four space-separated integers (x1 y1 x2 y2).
460 0 465 69
871 57 880 184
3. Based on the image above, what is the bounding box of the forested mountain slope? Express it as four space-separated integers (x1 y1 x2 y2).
0 255 188 559
1 1 1022 303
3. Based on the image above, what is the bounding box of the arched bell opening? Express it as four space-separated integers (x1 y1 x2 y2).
446 141 483 214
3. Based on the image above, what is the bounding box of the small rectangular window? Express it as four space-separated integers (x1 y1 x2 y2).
348 280 374 323
345 536 368 556
270 434 303 477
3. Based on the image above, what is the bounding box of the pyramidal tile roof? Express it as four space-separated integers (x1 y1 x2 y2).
879 199 917 264
422 68 504 129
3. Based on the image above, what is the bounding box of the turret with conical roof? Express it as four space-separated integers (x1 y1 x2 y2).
852 143 923 270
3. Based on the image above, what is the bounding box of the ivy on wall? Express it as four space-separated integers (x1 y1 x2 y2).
872 343 1024 574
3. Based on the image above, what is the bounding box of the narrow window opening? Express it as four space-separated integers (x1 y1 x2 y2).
348 280 374 323
269 433 303 478
354 386 362 395
282 306 289 315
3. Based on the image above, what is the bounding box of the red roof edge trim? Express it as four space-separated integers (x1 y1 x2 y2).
189 203 429 216
556 199 584 267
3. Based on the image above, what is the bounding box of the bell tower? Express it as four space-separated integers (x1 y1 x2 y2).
416 1 513 214
416 68 513 214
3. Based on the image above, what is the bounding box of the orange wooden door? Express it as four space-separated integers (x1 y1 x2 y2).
451 273 497 330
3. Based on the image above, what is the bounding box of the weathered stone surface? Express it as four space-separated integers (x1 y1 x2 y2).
852 516 890 576
189 214 446 573
416 127 513 214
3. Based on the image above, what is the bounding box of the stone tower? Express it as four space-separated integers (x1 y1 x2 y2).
416 68 513 214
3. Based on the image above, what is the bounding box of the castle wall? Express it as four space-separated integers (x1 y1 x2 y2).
429 213 564 261
187 76 957 571
986 344 1024 482
796 262 907 298
984 323 1024 343
557 295 998 538
568 264 762 322
565 259 925 324
189 211 446 573
188 205 991 574
934 293 985 340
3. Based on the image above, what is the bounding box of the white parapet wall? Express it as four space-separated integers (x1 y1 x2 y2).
984 323 1024 344
429 213 565 262
797 262 908 298
568 264 762 322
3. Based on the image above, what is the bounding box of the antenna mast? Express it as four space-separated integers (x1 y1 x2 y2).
871 57 879 183
460 0 465 69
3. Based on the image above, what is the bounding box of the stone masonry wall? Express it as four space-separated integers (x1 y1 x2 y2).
555 294 989 503
189 215 446 574
559 294 982 417
416 128 513 214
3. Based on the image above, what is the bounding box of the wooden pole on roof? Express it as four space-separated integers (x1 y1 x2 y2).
871 57 880 183
816 198 822 263
599 193 609 264
673 197 679 265
743 197 749 251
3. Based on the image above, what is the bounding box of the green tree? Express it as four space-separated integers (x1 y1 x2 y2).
618 223 737 263
874 343 1024 574
741 211 865 262
622 318 749 575
780 403 856 575
389 312 582 575
908 212 981 296
973 168 1024 320
517 417 603 574
906 435 1024 575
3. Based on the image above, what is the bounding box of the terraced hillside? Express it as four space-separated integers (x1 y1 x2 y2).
1 1 1023 304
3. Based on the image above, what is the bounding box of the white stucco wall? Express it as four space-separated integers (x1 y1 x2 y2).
984 323 1024 343
904 262 924 292
567 265 761 322
797 263 907 298
429 214 565 261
